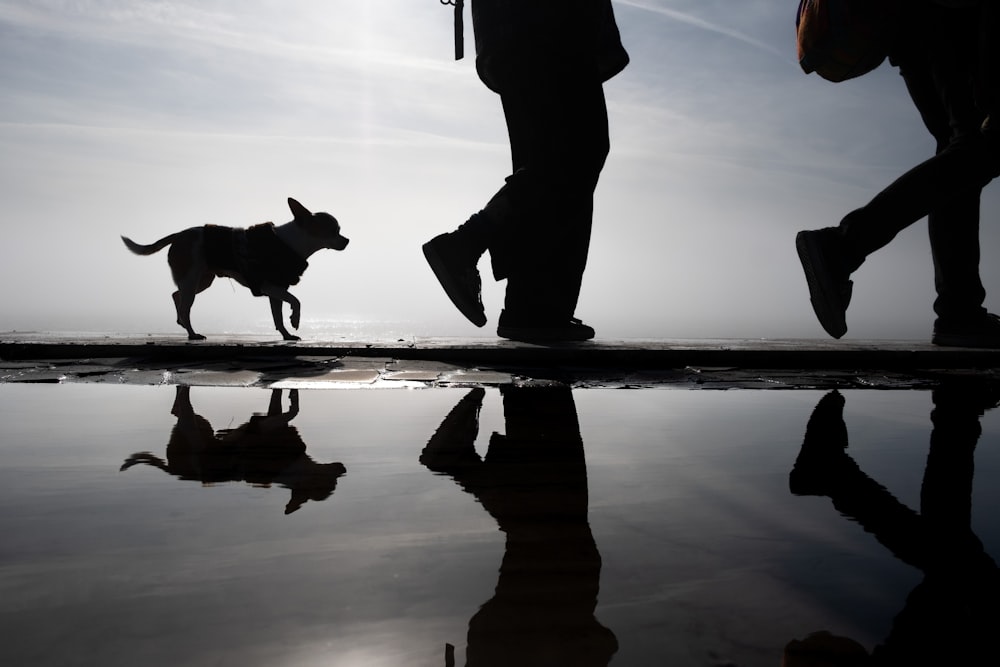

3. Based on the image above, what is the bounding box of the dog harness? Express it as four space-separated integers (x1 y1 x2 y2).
203 223 308 296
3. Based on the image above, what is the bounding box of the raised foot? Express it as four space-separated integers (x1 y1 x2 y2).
422 234 487 328
795 229 852 339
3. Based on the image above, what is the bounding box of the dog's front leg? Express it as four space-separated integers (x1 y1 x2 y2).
263 287 301 341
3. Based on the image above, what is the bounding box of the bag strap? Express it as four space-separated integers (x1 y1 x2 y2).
440 0 465 60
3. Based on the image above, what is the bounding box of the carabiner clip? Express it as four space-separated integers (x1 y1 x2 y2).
440 0 464 60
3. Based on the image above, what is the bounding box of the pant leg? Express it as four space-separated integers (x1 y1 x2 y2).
980 1 1000 118
895 36 989 321
493 64 609 322
838 7 997 281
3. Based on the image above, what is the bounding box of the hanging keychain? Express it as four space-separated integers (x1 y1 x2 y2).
440 0 464 60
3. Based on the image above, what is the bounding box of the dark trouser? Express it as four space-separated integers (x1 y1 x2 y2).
838 6 998 322
458 1 619 324
982 1 1000 117
903 42 987 321
491 64 609 322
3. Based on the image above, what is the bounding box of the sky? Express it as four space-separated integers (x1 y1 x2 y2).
2 0 999 341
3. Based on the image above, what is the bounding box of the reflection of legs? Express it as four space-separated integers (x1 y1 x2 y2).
421 387 616 666
876 383 1000 663
467 386 616 667
265 388 300 423
790 391 927 568
790 388 1000 663
790 388 996 568
921 382 996 547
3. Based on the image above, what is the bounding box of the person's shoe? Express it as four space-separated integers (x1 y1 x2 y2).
419 388 485 472
789 390 853 497
496 312 596 342
422 233 487 327
932 312 1000 348
795 228 853 339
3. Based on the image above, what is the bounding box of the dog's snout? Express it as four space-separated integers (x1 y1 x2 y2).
334 236 349 251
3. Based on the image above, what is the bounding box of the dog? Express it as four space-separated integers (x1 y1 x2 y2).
122 197 348 340
120 387 348 515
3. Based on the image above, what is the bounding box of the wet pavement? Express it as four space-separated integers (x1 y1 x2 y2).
2 334 1000 666
3 332 1000 389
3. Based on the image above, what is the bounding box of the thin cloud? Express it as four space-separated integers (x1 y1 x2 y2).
615 0 785 58
0 1 456 75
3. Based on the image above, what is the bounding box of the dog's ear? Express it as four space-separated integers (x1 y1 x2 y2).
288 198 312 220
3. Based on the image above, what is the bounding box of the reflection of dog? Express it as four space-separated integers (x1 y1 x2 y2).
121 386 347 515
121 198 349 340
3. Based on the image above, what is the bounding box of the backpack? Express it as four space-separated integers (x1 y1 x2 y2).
796 0 900 82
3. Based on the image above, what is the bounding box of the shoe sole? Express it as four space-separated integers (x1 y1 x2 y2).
796 231 848 339
496 325 595 343
931 333 1000 349
422 240 487 328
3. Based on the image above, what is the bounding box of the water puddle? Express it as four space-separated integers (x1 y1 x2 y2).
2 383 998 666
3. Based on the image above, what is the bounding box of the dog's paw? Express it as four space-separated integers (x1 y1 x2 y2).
188 333 207 341
283 333 301 342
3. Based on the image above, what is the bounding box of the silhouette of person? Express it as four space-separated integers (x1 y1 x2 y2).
796 2 1000 347
784 384 1000 665
423 1 629 342
420 386 618 666
120 386 346 514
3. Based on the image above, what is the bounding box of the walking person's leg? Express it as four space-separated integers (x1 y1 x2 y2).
495 63 608 341
796 6 1000 342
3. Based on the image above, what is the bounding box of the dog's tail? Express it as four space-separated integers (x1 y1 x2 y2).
121 233 179 256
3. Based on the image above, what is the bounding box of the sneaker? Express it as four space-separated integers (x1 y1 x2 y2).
932 312 1000 348
422 233 487 327
419 388 485 471
788 390 853 497
496 313 596 342
795 228 853 339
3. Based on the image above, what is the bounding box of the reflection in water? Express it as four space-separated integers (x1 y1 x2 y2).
785 382 1000 666
120 386 346 514
421 386 617 666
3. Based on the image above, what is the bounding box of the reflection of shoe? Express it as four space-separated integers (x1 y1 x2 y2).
796 228 853 339
932 312 1000 348
789 390 851 496
420 388 486 470
423 233 487 327
784 631 870 667
496 312 596 342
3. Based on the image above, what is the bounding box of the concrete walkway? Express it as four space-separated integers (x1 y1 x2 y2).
3 332 999 389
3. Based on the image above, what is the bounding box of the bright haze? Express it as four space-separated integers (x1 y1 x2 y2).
2 0 998 340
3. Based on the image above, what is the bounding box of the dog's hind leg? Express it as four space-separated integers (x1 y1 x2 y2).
173 273 215 340
166 232 214 340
